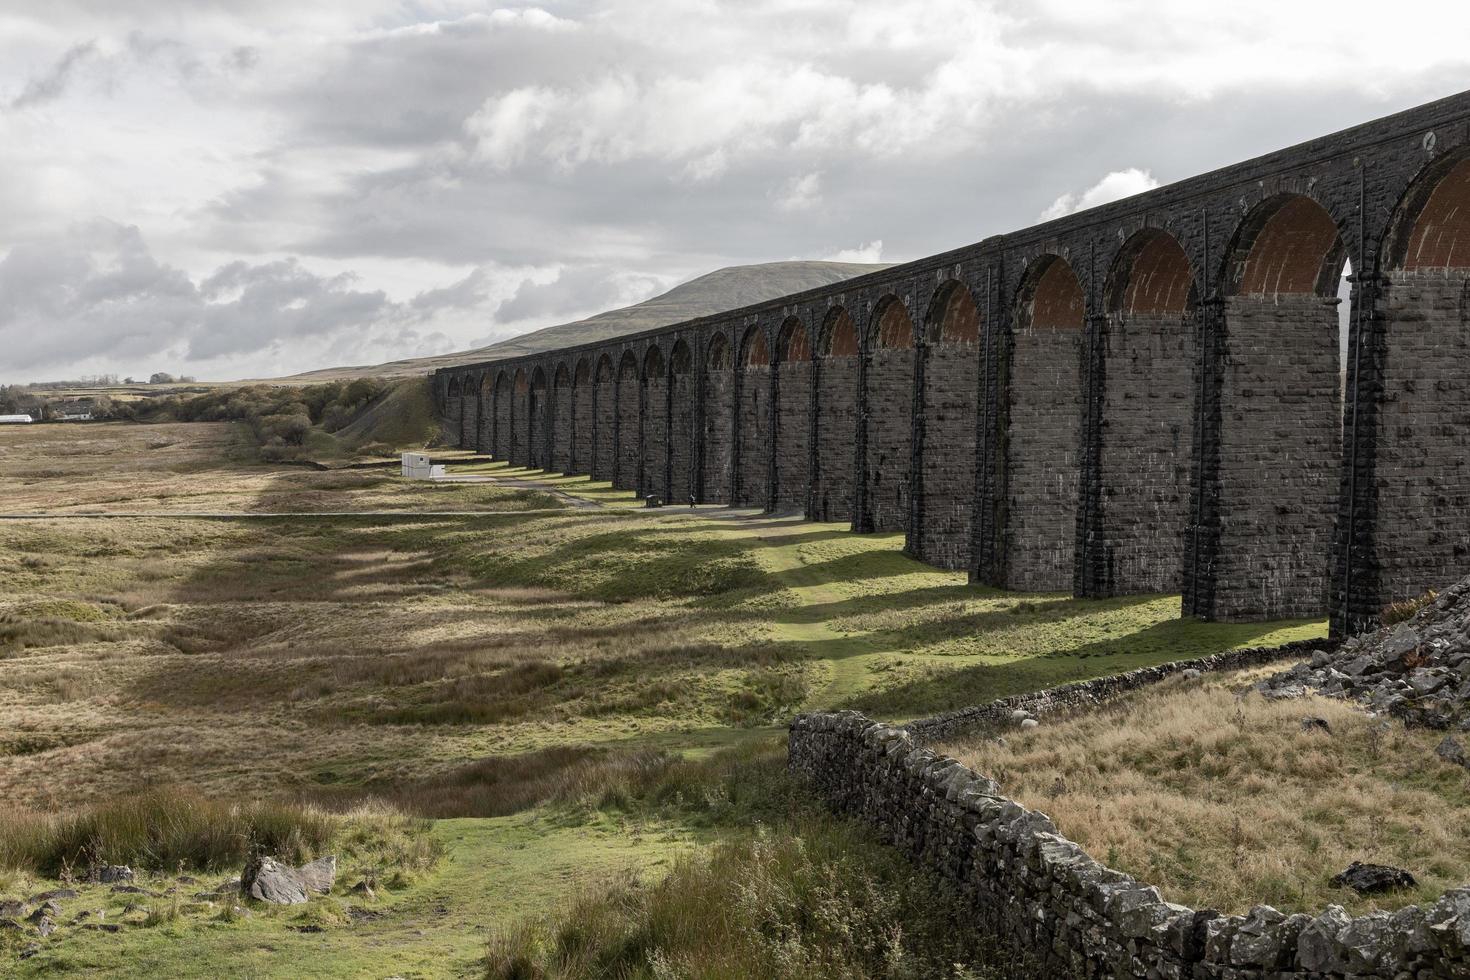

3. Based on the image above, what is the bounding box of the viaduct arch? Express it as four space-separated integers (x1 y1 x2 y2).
436 90 1470 636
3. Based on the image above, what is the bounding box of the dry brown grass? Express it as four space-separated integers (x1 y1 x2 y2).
940 669 1470 915
0 420 556 513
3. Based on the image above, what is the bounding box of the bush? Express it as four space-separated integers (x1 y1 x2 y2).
123 379 398 461
1381 589 1437 626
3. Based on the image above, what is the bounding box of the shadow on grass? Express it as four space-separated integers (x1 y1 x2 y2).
840 613 1327 720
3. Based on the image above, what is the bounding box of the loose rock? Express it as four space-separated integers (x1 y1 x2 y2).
241 856 309 905
297 855 336 895
1436 735 1469 770
1330 861 1417 895
90 865 134 884
29 888 78 903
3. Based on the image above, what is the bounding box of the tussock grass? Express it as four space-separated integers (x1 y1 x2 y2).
0 786 437 879
940 670 1470 914
489 815 1029 979
0 786 334 875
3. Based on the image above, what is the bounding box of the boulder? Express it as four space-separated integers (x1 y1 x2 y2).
1436 735 1469 770
1330 861 1417 896
91 865 134 884
241 856 309 905
29 888 78 903
297 856 336 895
1300 716 1332 734
0 898 26 918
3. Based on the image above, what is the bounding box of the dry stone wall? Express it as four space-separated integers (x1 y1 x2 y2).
789 637 1470 979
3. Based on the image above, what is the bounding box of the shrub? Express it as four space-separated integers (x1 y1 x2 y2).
1381 589 1437 626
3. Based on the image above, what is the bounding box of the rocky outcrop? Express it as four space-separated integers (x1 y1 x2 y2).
241 857 309 905
1259 578 1470 730
297 856 336 895
240 855 337 905
790 709 1470 978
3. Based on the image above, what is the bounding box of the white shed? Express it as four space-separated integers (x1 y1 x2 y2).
0 414 33 424
401 452 434 479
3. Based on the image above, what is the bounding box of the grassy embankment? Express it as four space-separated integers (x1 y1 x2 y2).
0 420 1326 977
939 667 1470 917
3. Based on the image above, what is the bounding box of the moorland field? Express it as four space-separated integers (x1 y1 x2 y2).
0 417 1325 978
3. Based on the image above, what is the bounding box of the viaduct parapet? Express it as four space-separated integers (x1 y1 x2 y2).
435 90 1470 635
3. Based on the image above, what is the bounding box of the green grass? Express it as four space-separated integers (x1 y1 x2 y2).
0 430 1332 977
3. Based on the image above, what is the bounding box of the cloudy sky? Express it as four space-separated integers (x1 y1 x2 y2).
2 1 1468 383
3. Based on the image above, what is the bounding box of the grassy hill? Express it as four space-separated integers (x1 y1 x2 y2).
275 260 889 382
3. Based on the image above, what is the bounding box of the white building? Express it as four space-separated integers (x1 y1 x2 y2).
400 452 444 480
0 414 32 424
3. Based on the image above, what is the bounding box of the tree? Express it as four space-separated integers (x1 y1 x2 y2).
149 372 176 385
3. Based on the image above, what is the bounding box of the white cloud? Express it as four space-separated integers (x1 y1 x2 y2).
1041 168 1162 221
822 241 884 264
3 1 1470 380
774 172 823 213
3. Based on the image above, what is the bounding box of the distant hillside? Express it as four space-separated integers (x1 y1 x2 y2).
275 260 889 382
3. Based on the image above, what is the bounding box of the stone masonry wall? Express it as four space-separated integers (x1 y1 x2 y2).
594 377 616 481
474 389 490 453
573 382 593 474
737 365 771 508
703 369 733 504
789 636 1470 979
864 347 913 532
775 360 812 513
920 341 979 570
643 376 668 499
1097 312 1195 594
1007 329 1081 592
669 370 695 503
616 370 640 490
814 356 858 522
528 388 548 469
1374 269 1470 606
444 392 462 447
494 383 512 460
552 383 573 472
1215 294 1339 619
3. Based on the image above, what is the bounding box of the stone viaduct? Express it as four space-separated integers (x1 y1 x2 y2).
435 91 1470 636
